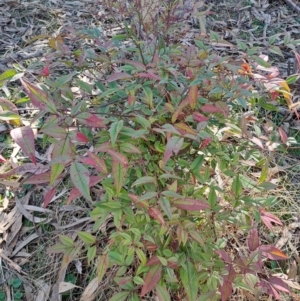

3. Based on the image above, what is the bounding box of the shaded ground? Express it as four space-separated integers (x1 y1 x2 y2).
0 0 300 300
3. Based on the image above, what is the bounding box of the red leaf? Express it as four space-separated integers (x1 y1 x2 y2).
0 163 48 179
76 132 88 143
200 104 223 114
220 264 236 301
107 72 132 82
10 126 36 164
215 250 232 264
173 198 210 211
21 79 57 113
23 171 52 184
193 112 209 123
39 64 50 77
44 187 56 208
200 137 212 150
76 112 106 128
128 194 149 209
163 136 184 166
140 264 162 297
258 245 289 260
0 153 6 162
248 228 260 251
146 256 160 266
278 127 288 144
136 72 160 81
107 149 128 167
259 208 283 231
87 151 108 173
268 276 290 293
148 207 165 225
67 175 104 205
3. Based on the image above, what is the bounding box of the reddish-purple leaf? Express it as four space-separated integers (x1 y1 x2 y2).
136 72 160 81
259 208 283 231
123 59 146 70
220 264 236 301
23 171 52 184
76 112 106 128
95 142 112 153
67 175 104 204
0 163 48 179
248 228 260 251
193 112 209 123
173 198 210 211
146 256 161 266
44 187 56 208
128 194 149 209
0 97 18 114
258 245 289 260
278 127 288 144
163 136 184 166
171 98 189 123
51 138 74 184
148 207 165 225
215 250 232 264
140 264 162 297
10 126 36 164
250 137 264 149
0 153 6 162
200 104 224 114
259 279 281 300
76 132 89 143
70 161 92 202
21 78 57 113
107 149 128 167
39 64 50 77
268 277 290 293
87 151 108 174
107 72 132 82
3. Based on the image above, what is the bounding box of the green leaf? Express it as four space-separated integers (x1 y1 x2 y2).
0 111 20 121
109 120 124 147
208 188 217 208
132 176 156 187
269 45 284 57
77 231 96 245
59 235 74 247
112 161 127 195
120 142 141 154
232 175 242 197
109 251 124 265
180 261 199 301
159 197 172 220
108 291 130 301
286 74 299 85
258 182 277 190
156 284 171 301
70 161 92 202
87 245 97 265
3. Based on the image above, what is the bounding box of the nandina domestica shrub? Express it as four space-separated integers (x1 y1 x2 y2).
1 2 299 300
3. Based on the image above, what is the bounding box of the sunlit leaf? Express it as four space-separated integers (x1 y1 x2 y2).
10 126 36 164
70 161 92 202
258 245 288 260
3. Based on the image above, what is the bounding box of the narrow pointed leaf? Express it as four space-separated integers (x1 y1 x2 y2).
163 136 184 166
148 207 165 225
173 198 210 211
76 112 106 128
220 264 236 301
258 245 289 260
132 176 156 187
44 187 56 208
97 254 109 282
109 120 124 147
108 292 130 301
70 161 92 202
248 228 260 251
77 231 96 245
180 261 198 301
156 284 171 301
140 264 162 297
108 149 128 167
10 126 36 164
86 151 108 173
112 161 127 194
